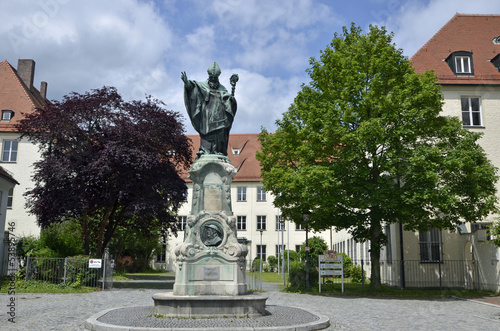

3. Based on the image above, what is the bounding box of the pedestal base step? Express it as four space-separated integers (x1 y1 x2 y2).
152 292 268 317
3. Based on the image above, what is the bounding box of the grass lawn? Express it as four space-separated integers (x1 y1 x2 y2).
114 272 175 280
0 279 98 294
247 272 498 300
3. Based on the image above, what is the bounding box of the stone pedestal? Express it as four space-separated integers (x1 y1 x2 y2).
172 155 247 296
153 154 261 316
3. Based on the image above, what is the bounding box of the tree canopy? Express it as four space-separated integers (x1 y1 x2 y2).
257 25 498 288
18 86 192 256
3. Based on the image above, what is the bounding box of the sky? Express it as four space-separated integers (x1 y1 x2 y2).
2 0 500 135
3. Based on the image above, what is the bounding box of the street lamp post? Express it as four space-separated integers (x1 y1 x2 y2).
259 229 264 291
302 211 311 291
280 217 285 287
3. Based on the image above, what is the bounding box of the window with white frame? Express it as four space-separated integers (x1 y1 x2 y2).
156 244 167 262
2 140 18 162
295 223 305 231
237 216 246 231
177 216 187 231
419 228 442 262
7 187 13 208
237 187 247 201
461 97 482 126
256 245 266 262
1 110 13 121
455 56 471 73
275 215 285 231
257 215 266 230
257 186 266 201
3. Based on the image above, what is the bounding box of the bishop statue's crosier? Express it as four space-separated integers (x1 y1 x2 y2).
173 62 248 296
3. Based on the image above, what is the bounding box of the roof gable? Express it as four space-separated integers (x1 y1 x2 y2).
183 134 263 182
0 60 49 132
411 14 500 85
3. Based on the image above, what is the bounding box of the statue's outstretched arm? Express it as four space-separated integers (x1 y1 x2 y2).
181 71 193 90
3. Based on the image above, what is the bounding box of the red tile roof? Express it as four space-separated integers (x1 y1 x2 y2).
411 14 500 85
0 60 49 132
183 134 263 182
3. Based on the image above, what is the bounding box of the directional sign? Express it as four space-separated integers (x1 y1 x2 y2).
320 270 343 276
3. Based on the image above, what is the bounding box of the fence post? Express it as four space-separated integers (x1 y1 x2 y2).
361 259 364 287
25 256 31 281
439 261 442 290
63 257 67 283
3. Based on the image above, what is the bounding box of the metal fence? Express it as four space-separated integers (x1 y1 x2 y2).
24 255 113 289
378 259 483 290
317 259 490 290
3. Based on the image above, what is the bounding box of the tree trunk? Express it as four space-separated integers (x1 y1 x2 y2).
81 210 90 255
370 220 382 289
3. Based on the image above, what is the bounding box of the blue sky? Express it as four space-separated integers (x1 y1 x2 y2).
2 0 499 134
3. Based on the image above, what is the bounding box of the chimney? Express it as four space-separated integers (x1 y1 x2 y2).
17 59 35 91
40 81 48 99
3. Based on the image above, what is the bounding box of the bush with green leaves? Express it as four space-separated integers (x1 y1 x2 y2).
267 256 278 272
349 264 365 283
338 253 353 278
286 260 319 292
64 256 98 287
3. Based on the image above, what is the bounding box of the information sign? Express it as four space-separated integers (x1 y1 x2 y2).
89 259 102 269
318 250 344 293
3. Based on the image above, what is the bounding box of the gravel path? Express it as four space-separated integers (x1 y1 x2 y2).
1 283 499 330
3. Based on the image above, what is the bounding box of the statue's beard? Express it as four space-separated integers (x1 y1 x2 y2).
208 80 219 89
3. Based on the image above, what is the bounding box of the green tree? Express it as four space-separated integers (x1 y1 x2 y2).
488 221 500 247
298 236 328 267
257 24 498 288
108 220 164 272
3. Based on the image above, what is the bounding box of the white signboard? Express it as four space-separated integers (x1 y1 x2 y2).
319 250 344 293
89 259 102 268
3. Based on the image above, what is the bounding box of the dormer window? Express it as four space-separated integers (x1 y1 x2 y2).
1 110 14 121
446 51 474 75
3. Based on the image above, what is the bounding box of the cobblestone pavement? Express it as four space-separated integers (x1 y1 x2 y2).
1 282 499 331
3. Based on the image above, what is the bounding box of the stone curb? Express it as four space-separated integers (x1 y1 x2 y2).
84 305 330 331
451 295 500 309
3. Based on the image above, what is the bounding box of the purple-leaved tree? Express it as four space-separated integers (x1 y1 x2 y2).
18 86 192 256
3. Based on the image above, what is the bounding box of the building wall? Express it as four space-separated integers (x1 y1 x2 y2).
0 134 40 237
158 181 334 272
0 175 17 275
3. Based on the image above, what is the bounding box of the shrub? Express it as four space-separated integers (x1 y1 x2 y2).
267 256 278 272
338 253 353 278
38 220 85 257
287 260 318 292
115 256 134 274
350 264 365 283
65 256 97 287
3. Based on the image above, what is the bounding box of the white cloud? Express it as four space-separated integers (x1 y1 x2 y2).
371 0 500 57
1 0 172 101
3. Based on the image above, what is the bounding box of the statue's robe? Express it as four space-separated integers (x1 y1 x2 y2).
184 80 237 156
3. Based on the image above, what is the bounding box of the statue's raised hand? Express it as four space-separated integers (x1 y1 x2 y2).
181 71 188 84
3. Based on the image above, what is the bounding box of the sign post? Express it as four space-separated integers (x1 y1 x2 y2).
319 250 343 293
